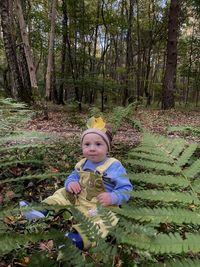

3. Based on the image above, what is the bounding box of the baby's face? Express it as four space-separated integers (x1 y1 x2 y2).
82 133 108 163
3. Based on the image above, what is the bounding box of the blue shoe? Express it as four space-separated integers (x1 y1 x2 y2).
64 232 83 250
19 201 48 220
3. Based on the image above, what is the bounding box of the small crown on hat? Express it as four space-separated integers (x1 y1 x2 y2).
86 117 107 133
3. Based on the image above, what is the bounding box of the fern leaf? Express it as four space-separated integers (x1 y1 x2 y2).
0 131 53 145
129 173 190 188
0 160 44 169
130 190 199 205
192 179 200 193
176 143 198 167
127 159 181 174
120 232 200 254
154 258 200 267
112 206 200 225
170 140 186 158
129 152 174 164
168 126 200 136
0 172 66 184
0 144 47 153
133 146 165 156
183 159 200 178
0 231 58 255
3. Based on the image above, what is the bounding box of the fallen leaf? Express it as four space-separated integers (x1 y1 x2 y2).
39 240 54 251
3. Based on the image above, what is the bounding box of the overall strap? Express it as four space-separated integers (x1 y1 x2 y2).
75 157 119 175
96 157 119 175
75 158 87 171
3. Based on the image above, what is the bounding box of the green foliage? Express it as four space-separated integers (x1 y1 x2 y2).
111 132 200 265
107 104 136 134
168 126 200 137
88 103 143 134
0 98 33 134
2 99 200 265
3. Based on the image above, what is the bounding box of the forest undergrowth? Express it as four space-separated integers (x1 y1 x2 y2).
1 98 200 267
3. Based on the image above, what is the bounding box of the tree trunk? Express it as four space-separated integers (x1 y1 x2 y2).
58 0 68 105
162 0 182 109
123 0 134 106
45 0 57 101
0 0 30 103
15 0 40 102
135 0 142 101
185 24 194 106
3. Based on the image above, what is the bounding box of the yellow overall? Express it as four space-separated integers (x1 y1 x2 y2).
43 158 119 249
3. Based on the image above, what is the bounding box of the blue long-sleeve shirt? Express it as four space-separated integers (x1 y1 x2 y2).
64 158 133 205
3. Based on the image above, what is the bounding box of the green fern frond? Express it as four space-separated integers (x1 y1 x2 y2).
107 104 134 134
176 143 198 167
112 206 200 225
0 159 44 169
183 159 200 179
56 239 85 267
192 179 200 193
170 140 187 158
0 98 28 108
0 231 59 255
120 231 200 254
0 172 66 184
130 190 199 205
154 258 200 267
70 206 103 243
127 159 181 174
129 152 174 164
168 126 200 136
0 144 48 153
0 131 53 145
129 173 190 188
125 116 143 132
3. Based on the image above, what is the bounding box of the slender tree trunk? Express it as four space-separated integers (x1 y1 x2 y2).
15 0 40 102
45 0 57 102
123 0 134 106
135 0 142 101
185 24 194 106
58 0 67 105
162 0 182 109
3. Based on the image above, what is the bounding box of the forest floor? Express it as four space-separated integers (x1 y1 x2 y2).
1 106 200 266
23 108 200 146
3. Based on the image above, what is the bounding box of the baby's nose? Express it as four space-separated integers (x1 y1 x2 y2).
89 144 96 150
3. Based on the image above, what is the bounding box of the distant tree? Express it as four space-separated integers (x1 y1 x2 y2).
45 0 57 102
0 0 31 103
162 0 182 109
15 0 40 103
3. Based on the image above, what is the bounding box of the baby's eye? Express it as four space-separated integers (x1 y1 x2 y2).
84 143 90 146
96 142 102 146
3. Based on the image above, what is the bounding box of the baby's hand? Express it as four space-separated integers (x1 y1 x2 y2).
97 192 112 206
67 182 81 194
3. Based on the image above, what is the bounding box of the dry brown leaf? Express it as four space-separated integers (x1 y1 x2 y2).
39 240 54 251
5 190 15 199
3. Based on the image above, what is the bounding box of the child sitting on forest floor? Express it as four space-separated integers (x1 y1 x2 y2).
20 117 133 250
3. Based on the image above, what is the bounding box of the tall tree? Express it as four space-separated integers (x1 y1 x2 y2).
123 0 134 106
45 0 57 102
58 0 68 105
162 0 182 109
0 0 31 103
15 0 40 103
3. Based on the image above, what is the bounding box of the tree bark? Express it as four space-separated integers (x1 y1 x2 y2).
45 0 57 101
58 0 68 105
15 0 40 103
0 0 30 103
162 0 182 109
123 0 134 106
